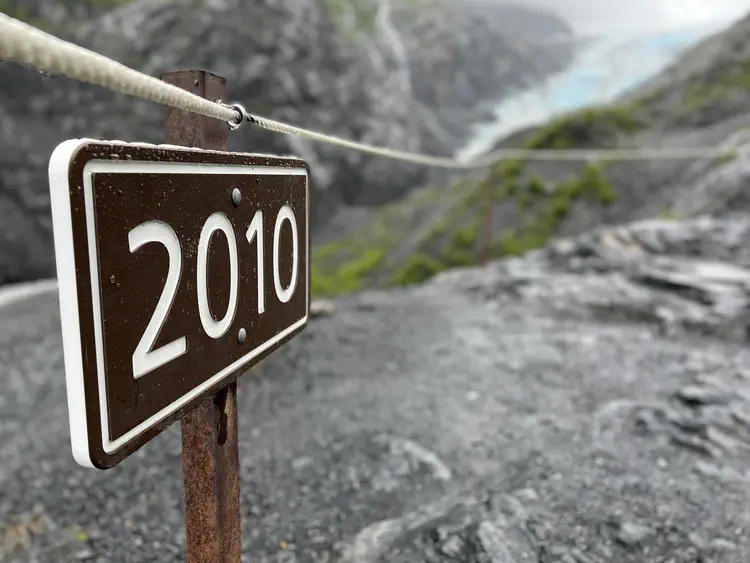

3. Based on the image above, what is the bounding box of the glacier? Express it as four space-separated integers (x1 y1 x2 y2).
457 21 735 160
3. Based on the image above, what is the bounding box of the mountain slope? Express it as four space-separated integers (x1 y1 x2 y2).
311 11 750 295
628 12 750 128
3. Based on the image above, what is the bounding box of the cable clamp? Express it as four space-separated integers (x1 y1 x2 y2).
217 100 248 131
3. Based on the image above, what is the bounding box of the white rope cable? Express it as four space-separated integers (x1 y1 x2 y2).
247 112 738 165
0 12 740 168
0 13 239 124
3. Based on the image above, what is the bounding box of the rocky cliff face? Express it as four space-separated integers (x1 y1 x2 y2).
388 0 574 167
0 0 574 285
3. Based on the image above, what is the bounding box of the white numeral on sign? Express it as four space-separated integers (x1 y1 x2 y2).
128 220 187 379
197 212 239 339
245 210 265 314
127 204 300 379
273 204 298 303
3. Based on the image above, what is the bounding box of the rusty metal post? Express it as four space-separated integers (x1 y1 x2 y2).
161 70 242 563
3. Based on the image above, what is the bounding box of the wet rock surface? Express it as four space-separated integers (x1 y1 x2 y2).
3 214 750 561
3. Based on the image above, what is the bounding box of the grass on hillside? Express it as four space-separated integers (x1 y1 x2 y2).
310 182 480 296
310 104 632 296
309 104 632 296
521 104 646 149
681 59 750 112
311 108 623 297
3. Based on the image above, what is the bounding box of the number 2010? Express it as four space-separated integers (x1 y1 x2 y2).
126 205 299 379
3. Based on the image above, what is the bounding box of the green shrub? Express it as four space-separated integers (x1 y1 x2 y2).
324 0 379 33
389 253 444 285
523 106 644 150
311 247 386 296
580 162 616 204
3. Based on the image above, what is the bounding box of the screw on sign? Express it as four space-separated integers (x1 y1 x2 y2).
47 71 310 561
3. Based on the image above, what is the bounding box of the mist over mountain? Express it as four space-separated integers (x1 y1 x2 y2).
513 0 750 33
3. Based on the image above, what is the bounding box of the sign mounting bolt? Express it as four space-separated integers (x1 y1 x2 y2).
231 188 241 206
237 328 246 344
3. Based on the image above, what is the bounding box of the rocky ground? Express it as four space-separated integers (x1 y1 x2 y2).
3 214 750 562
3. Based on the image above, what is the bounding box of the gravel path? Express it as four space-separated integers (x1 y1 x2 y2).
3 216 750 562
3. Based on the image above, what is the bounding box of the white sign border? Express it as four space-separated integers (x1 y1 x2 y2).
49 139 310 469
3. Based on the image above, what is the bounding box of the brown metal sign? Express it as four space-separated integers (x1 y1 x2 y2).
48 139 309 470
